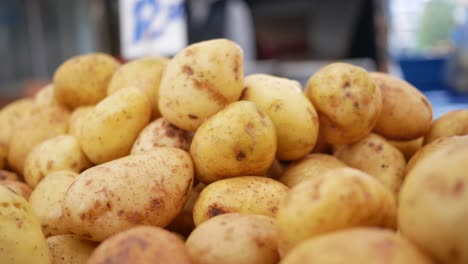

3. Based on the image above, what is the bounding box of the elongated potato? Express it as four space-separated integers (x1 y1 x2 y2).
47 235 97 264
68 106 93 138
193 176 289 226
62 148 194 241
159 39 244 131
0 98 33 152
0 180 32 200
424 110 468 144
78 87 151 164
242 74 319 160
388 137 423 161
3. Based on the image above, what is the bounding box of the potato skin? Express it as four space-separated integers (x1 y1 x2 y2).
0 180 32 200
159 39 244 131
47 234 97 264
371 72 432 140
388 137 423 161
424 110 468 144
190 101 276 183
186 213 279 264
33 84 62 108
281 228 434 264
277 167 396 252
305 63 382 144
88 226 191 264
78 87 151 164
0 98 33 152
68 106 93 138
193 176 289 226
0 170 19 181
62 148 194 241
53 53 119 109
242 74 319 160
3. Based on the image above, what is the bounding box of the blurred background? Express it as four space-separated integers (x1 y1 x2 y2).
1 0 468 116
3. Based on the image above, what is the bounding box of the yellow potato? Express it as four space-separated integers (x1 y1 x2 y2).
371 72 433 140
242 74 319 160
159 39 244 131
88 226 191 264
29 171 77 237
23 135 91 188
310 128 332 153
335 133 406 194
281 228 434 264
305 63 382 144
0 98 33 153
77 87 151 164
131 117 191 154
399 139 468 264
186 213 279 264
68 106 93 138
107 57 169 117
33 83 62 108
424 110 468 144
277 167 396 252
193 176 289 226
279 154 347 188
388 137 423 161
0 170 19 181
0 180 32 200
190 101 277 183
47 234 97 264
62 148 194 241
0 186 50 264
53 53 120 109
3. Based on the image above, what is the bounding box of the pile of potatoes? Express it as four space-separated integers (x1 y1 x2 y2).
1 38 468 264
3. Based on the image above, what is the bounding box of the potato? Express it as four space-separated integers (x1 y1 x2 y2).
399 139 468 264
0 185 50 263
107 57 169 117
159 39 244 131
29 171 77 237
277 167 396 252
193 176 289 226
190 101 276 183
24 135 91 188
281 228 434 264
0 180 32 200
310 128 332 154
335 133 406 194
370 72 432 140
0 170 19 181
424 110 468 144
78 87 151 164
68 106 93 138
88 226 191 264
388 137 423 161
33 83 62 108
62 148 194 241
54 53 119 109
279 154 347 188
47 234 97 264
186 213 279 264
267 159 286 179
305 63 382 144
8 104 70 173
0 98 33 152
242 74 319 160
131 117 191 154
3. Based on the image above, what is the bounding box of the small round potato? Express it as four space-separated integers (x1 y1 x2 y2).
88 226 191 264
281 228 434 264
305 63 382 144
370 72 432 140
186 213 279 264
193 176 289 226
53 53 120 109
279 154 347 188
0 170 19 181
424 110 468 144
47 234 97 264
0 98 33 152
68 106 93 138
0 180 32 200
159 39 244 131
388 137 423 161
190 101 277 183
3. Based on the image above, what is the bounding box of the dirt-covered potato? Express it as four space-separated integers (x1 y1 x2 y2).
53 53 119 109
107 57 169 118
159 39 244 131
277 167 396 253
242 74 319 160
388 137 423 161
193 176 288 226
279 154 346 188
305 63 382 144
186 213 279 264
335 133 406 194
0 170 19 181
68 106 93 138
77 87 150 164
23 135 91 188
281 228 434 264
424 110 468 144
47 234 97 264
0 180 32 200
0 186 50 264
399 139 468 264
190 101 276 183
0 98 33 153
62 148 194 241
88 226 191 264
131 117 191 154
370 72 432 140
29 171 77 237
